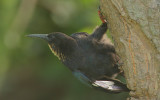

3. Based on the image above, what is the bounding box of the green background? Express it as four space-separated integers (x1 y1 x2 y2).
0 0 129 100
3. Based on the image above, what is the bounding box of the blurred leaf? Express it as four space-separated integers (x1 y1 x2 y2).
0 0 128 100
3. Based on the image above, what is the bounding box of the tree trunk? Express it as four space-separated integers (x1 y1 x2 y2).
100 0 160 100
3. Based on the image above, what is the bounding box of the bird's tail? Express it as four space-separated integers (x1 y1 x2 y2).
92 76 130 93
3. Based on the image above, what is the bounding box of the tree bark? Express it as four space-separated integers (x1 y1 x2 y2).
100 0 160 100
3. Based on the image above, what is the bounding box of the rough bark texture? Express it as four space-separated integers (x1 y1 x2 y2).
100 0 160 100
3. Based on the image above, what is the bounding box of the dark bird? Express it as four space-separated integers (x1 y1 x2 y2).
27 8 129 93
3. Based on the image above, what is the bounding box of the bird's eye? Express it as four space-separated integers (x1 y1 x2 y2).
48 35 55 39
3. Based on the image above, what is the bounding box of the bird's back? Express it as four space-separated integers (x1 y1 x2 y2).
67 34 120 80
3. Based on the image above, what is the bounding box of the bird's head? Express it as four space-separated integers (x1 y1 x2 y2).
27 32 77 60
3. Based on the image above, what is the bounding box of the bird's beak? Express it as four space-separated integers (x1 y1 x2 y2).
26 34 49 41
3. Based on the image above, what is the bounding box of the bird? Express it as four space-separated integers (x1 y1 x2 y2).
27 8 129 93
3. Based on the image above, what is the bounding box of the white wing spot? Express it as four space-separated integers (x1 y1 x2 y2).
93 81 115 90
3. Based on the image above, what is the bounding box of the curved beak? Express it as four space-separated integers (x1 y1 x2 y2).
26 34 49 41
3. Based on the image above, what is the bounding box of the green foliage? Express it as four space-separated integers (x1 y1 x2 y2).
0 0 128 100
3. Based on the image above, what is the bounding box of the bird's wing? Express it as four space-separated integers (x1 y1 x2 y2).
92 76 129 93
102 44 123 70
73 71 92 87
71 32 89 39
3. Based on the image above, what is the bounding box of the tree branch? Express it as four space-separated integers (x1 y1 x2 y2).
100 0 160 99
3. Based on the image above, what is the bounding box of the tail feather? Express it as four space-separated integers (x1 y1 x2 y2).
92 77 129 93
